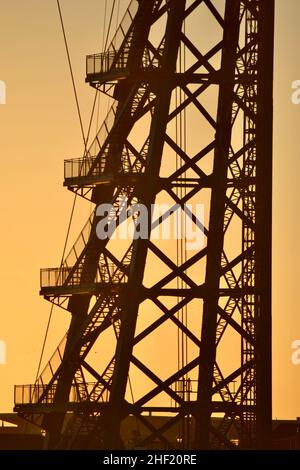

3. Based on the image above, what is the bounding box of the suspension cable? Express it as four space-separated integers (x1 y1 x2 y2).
35 1 99 381
115 0 121 33
56 0 87 150
104 0 117 51
102 0 108 50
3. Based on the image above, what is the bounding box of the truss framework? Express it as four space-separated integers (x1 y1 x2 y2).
14 0 274 450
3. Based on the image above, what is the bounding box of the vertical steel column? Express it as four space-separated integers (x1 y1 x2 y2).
194 0 241 449
255 0 274 450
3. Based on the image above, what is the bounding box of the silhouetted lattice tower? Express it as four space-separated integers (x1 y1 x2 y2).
14 0 274 450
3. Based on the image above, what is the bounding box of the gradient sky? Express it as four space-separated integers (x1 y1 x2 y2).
0 0 299 419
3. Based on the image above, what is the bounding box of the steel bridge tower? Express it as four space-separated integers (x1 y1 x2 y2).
14 0 274 450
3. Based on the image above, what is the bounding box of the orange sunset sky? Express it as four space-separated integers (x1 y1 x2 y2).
0 0 299 419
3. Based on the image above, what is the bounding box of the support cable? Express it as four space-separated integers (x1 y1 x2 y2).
35 0 99 381
56 0 87 149
102 0 108 50
104 0 117 51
